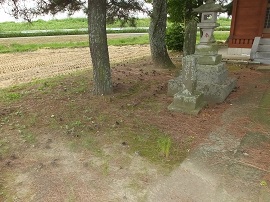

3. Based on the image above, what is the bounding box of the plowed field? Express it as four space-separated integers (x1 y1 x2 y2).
0 43 150 88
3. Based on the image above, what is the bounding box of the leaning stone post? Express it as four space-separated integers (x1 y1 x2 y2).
168 55 206 115
183 19 197 56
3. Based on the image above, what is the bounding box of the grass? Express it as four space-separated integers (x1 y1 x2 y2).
0 35 149 53
218 17 232 27
20 131 36 144
108 35 149 46
0 17 149 38
214 31 230 41
0 42 89 53
0 139 10 159
116 124 188 165
0 18 149 38
0 177 8 201
0 17 230 32
0 17 230 38
0 28 149 38
0 89 23 102
0 30 89 38
0 31 230 54
0 17 229 54
157 136 172 159
196 31 230 42
0 68 190 169
0 18 150 32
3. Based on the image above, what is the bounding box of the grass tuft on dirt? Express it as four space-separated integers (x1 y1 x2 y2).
0 66 173 169
0 57 228 172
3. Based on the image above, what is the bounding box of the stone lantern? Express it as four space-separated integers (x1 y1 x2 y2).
193 0 226 64
168 0 236 105
192 0 236 104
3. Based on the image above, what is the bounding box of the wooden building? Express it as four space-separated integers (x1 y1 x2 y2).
228 0 270 63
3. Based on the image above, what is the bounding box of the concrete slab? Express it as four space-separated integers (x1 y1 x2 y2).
218 46 250 61
256 65 270 71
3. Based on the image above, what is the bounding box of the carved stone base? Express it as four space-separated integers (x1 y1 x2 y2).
167 62 237 104
197 54 222 65
168 77 182 96
168 91 207 115
197 77 236 104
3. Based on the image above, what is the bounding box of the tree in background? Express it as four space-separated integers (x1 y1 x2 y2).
88 0 112 95
167 0 232 24
0 0 85 22
224 1 233 16
1 0 145 95
167 0 203 25
148 0 175 69
88 0 145 95
166 0 203 52
166 0 232 52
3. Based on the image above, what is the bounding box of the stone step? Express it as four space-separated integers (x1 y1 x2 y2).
253 58 270 64
255 51 270 58
250 38 270 64
259 38 270 45
256 65 270 71
257 44 270 52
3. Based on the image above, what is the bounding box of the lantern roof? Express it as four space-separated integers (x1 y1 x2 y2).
193 0 226 13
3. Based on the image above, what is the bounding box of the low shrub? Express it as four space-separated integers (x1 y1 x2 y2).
166 23 185 51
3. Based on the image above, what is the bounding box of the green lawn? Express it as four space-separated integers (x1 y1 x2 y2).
0 18 150 32
0 35 150 53
0 17 230 32
0 16 230 53
217 17 232 27
0 31 229 54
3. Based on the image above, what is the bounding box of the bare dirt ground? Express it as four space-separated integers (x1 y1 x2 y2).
0 45 150 88
0 37 270 201
0 41 175 202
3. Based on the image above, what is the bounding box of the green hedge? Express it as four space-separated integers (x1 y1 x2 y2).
166 23 185 51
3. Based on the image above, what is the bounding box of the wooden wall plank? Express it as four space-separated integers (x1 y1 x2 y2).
229 0 267 48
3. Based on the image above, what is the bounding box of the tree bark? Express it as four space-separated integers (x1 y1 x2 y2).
149 0 175 68
88 0 113 95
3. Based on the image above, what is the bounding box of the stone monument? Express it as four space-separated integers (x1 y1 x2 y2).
168 0 236 104
168 55 206 115
183 19 197 56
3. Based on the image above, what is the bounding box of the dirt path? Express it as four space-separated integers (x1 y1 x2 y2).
2 132 162 201
0 45 150 88
148 70 270 201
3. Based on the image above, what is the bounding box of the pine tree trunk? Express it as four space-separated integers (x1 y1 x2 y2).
88 0 113 95
149 0 175 69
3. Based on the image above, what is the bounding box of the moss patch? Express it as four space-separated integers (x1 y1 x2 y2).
239 132 270 148
253 89 270 127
